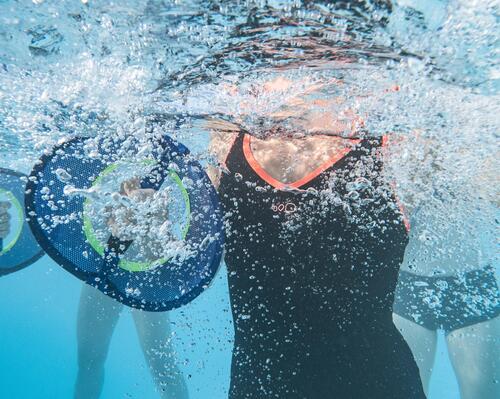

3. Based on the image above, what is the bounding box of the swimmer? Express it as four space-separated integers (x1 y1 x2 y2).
116 74 424 397
201 77 425 398
74 181 188 399
0 201 11 241
393 154 500 399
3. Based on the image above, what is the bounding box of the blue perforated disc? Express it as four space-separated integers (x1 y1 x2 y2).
25 136 224 311
0 168 44 276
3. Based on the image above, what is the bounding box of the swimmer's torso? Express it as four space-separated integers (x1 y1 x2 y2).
218 133 424 398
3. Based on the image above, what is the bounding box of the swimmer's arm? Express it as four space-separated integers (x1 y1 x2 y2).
206 119 240 188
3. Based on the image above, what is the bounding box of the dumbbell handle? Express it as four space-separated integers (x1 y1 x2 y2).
103 165 167 269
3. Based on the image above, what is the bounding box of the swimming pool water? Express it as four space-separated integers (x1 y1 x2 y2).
0 1 498 398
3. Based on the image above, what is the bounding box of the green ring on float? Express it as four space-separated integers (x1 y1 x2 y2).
0 188 24 256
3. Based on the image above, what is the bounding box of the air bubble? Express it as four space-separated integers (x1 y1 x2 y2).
55 168 72 183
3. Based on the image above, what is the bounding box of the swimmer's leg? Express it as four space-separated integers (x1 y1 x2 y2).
74 284 123 399
446 316 500 399
393 313 437 396
132 310 189 399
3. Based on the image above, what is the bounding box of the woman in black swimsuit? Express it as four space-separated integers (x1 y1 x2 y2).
205 78 425 398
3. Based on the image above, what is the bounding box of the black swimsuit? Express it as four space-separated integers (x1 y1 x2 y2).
219 134 425 399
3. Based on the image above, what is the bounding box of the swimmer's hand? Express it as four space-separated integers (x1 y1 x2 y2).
0 201 11 239
106 178 168 242
120 178 157 204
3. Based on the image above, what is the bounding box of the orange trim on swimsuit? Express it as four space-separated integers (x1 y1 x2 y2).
243 134 360 190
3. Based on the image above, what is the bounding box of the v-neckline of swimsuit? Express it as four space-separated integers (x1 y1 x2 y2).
242 133 361 190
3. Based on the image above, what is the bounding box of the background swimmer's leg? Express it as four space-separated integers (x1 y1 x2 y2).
74 284 122 399
132 310 189 399
393 313 437 396
446 316 500 399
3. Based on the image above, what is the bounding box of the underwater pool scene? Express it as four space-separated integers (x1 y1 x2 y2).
0 1 498 398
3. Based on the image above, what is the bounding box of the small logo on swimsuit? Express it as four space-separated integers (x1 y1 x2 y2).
271 202 297 214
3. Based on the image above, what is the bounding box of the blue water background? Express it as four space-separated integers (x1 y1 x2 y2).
3 250 481 398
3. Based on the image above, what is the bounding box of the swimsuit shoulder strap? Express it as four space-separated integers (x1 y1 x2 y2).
224 132 249 173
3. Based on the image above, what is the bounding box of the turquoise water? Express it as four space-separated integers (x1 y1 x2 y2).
0 1 498 398
1 256 462 399
1 256 233 399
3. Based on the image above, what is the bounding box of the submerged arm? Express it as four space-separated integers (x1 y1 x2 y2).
206 119 240 188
